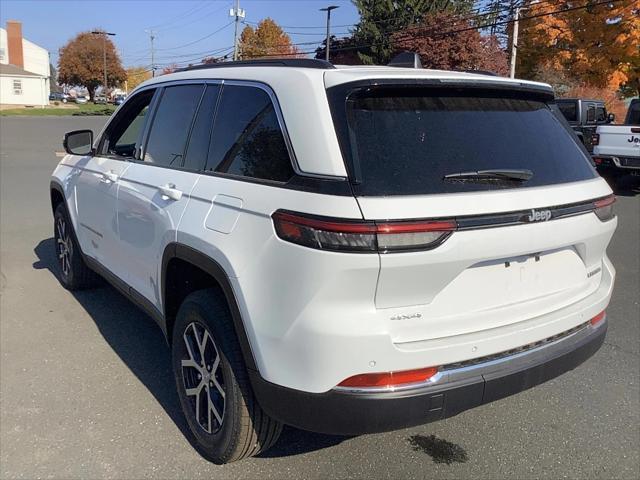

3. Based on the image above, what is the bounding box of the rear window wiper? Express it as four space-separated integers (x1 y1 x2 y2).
443 169 533 182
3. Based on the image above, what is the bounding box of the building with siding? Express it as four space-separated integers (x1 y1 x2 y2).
0 21 50 106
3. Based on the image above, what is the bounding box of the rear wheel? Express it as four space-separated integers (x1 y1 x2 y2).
172 289 282 463
53 203 97 290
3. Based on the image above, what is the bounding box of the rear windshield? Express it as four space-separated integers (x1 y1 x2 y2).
332 87 596 196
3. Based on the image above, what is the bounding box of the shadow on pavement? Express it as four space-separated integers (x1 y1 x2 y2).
603 173 640 197
33 237 347 460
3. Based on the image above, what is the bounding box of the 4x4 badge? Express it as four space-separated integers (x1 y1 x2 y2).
526 209 552 222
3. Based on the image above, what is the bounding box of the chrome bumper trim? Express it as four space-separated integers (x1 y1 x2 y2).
333 317 606 395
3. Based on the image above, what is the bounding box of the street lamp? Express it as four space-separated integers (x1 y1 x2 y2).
320 5 339 62
91 31 116 96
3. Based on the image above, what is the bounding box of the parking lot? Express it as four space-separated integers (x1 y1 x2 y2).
0 116 638 479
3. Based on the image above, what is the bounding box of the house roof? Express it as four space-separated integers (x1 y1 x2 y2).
0 63 44 78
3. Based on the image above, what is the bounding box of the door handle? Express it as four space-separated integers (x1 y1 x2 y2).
101 171 119 184
158 183 183 201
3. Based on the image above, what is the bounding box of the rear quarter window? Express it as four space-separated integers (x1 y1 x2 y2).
557 101 578 122
329 86 597 196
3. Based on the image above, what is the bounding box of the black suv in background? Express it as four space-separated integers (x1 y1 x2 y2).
556 98 615 153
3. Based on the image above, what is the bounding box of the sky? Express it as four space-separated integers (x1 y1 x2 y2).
0 0 361 69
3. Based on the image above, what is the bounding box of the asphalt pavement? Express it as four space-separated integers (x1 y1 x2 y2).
1 116 638 479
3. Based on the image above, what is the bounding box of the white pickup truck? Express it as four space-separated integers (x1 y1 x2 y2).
593 99 640 177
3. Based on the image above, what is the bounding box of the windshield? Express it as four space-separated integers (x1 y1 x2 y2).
330 87 596 196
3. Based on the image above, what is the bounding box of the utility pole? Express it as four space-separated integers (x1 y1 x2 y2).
509 6 520 79
320 6 339 62
230 0 245 61
145 30 156 77
91 31 116 96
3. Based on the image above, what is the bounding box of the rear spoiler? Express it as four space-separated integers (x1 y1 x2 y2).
328 78 555 102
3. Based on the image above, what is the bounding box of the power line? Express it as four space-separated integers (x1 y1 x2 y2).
146 1 213 31
140 0 629 68
155 22 234 51
242 0 627 59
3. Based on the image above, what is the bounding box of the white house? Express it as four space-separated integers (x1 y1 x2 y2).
0 21 50 106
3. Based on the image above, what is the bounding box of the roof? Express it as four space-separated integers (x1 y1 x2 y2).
0 63 44 78
143 61 551 92
133 61 554 178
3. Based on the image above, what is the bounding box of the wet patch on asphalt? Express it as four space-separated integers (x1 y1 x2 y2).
408 434 468 464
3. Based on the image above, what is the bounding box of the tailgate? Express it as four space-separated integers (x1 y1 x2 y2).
357 181 615 342
595 125 640 158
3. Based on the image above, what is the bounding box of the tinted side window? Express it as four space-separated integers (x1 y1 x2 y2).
586 106 596 122
103 89 155 158
596 106 606 122
144 84 204 167
626 102 640 125
183 85 220 171
206 85 293 183
557 101 577 122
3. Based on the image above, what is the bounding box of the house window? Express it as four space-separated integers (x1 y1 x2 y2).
13 79 22 95
0 48 5 61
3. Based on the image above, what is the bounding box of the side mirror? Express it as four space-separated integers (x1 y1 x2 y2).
607 113 615 123
63 129 93 155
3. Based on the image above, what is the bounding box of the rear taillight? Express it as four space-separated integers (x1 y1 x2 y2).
593 156 603 165
592 133 600 146
590 310 606 326
593 195 615 221
272 210 456 253
337 366 439 390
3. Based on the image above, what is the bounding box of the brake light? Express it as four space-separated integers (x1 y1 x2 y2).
272 210 456 253
590 310 606 326
592 133 600 146
593 157 603 165
593 195 615 221
337 367 439 389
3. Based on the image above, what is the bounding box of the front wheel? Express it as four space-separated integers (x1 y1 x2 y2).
172 289 282 463
53 203 97 290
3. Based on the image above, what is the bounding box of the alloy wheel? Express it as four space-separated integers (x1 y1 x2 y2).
181 322 226 434
56 216 72 278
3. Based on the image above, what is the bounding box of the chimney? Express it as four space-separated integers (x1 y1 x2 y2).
6 20 24 68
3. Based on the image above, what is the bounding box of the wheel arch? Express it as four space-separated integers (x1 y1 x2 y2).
161 243 258 372
50 180 66 214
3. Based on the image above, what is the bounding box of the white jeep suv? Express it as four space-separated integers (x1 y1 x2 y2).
50 59 617 463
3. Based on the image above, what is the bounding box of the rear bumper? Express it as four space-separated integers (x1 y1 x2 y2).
251 318 607 435
594 155 640 173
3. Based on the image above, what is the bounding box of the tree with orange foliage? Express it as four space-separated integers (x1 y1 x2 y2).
239 18 301 59
126 66 151 91
160 64 178 75
517 0 639 96
58 30 126 101
392 11 509 75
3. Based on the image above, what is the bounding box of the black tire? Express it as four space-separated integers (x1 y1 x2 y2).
172 289 282 463
53 203 97 290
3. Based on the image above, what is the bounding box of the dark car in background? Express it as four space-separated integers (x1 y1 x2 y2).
49 92 68 103
556 98 615 153
624 98 639 125
112 94 126 106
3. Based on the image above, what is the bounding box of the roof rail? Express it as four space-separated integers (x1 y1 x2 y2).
457 69 499 77
176 58 335 72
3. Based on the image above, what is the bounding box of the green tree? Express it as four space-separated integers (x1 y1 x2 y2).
58 30 126 101
352 0 474 65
